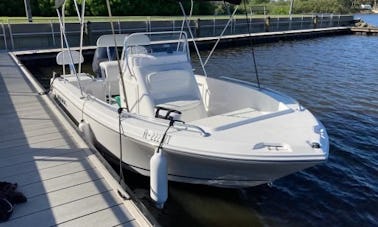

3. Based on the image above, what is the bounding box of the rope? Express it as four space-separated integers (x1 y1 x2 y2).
117 108 126 184
80 96 89 122
157 120 175 154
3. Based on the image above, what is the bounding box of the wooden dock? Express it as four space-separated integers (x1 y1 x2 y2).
351 27 378 36
0 51 152 226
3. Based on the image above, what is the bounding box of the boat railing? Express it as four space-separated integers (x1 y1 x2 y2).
0 23 7 50
173 122 210 137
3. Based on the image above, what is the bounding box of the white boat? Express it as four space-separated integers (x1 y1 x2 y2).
50 2 329 207
373 0 378 13
51 29 329 188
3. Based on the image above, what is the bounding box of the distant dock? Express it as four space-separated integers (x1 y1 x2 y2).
0 52 153 226
0 15 354 51
351 27 378 36
193 27 352 49
12 27 353 60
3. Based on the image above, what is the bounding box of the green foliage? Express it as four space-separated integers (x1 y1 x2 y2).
293 0 351 14
251 0 270 4
0 0 354 17
269 2 290 15
0 1 27 16
35 0 55 16
246 0 353 15
0 0 215 17
86 0 107 16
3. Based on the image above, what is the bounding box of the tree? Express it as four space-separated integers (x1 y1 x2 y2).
294 0 351 13
251 0 270 3
34 0 55 16
0 1 25 16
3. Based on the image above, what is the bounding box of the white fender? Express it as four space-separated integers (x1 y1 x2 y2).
150 148 168 209
78 120 94 144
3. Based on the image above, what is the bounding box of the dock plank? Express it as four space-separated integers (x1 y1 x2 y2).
57 205 138 227
0 150 87 178
0 123 67 143
0 147 83 168
0 139 79 159
2 159 95 186
0 121 65 139
6 191 133 227
22 167 102 198
0 134 78 152
0 130 76 150
11 181 112 220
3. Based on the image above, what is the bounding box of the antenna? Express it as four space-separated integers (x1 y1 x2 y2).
73 0 86 75
243 0 261 88
105 0 130 112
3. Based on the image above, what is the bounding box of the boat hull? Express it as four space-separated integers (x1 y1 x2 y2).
90 125 322 188
82 108 323 188
51 76 327 188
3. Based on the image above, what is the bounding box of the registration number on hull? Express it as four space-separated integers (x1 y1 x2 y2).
143 129 171 144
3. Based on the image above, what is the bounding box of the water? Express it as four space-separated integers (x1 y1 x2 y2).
164 36 378 227
23 18 378 226
189 36 378 227
355 14 378 26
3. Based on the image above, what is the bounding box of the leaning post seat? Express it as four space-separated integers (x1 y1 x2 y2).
99 61 121 103
92 34 128 77
146 69 207 122
121 33 207 122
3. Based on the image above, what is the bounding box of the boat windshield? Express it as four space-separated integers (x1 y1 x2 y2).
122 31 190 62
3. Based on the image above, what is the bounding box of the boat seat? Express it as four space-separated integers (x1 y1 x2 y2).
126 34 150 55
92 47 116 77
99 61 121 102
146 69 206 122
56 50 84 66
128 46 149 55
92 34 128 77
56 50 84 75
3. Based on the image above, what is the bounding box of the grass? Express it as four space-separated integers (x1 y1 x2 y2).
0 14 324 24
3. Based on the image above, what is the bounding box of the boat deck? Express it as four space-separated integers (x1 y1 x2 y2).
0 51 151 226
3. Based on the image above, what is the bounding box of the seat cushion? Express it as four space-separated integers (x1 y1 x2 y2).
147 70 195 102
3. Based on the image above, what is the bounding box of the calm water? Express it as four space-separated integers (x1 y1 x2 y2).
24 16 378 226
356 13 378 26
158 31 378 227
